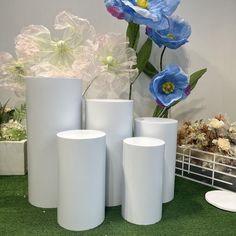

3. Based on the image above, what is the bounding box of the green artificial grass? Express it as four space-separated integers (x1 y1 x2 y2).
0 176 235 236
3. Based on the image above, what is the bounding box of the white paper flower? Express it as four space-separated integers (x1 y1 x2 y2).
0 52 29 97
85 33 138 98
54 11 96 48
96 33 138 78
15 11 96 75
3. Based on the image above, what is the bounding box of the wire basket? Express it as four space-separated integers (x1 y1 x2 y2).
176 146 236 192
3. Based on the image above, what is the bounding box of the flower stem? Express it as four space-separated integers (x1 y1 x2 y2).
82 76 98 97
129 72 141 100
160 46 167 71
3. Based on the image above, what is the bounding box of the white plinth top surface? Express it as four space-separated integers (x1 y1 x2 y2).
205 190 236 212
57 130 106 140
123 137 165 147
135 117 178 124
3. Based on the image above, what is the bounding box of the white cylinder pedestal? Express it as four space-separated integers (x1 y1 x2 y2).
122 137 165 225
57 130 106 231
26 77 82 208
135 118 178 203
85 99 133 207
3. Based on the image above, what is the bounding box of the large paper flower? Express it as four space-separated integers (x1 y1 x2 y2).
0 52 28 96
96 33 138 78
146 16 191 49
15 11 96 73
149 64 190 107
85 33 138 98
104 0 180 30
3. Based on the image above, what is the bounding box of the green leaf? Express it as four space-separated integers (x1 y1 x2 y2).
126 22 140 50
137 38 152 73
190 68 207 90
143 61 158 78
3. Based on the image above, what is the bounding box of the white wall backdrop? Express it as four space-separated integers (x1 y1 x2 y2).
0 0 235 121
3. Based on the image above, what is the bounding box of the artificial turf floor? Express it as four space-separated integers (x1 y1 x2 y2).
0 176 235 236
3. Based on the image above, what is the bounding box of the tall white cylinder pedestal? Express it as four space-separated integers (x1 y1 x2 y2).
122 137 165 225
135 118 178 203
26 77 82 208
57 130 106 231
85 99 133 207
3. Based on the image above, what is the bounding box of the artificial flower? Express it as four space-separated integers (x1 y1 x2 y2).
0 52 28 83
149 64 190 107
208 118 225 129
0 52 29 97
104 0 180 30
213 138 231 152
87 33 138 97
15 11 96 72
228 122 236 143
146 16 191 49
95 33 138 78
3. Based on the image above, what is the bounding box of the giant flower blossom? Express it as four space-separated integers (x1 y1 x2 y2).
1 11 139 99
83 33 138 98
15 11 96 77
93 33 138 96
149 64 190 107
146 16 191 49
0 52 29 96
104 0 180 30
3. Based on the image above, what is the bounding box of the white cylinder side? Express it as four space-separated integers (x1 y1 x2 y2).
57 130 106 231
85 99 133 207
26 77 82 208
122 137 165 225
134 117 178 203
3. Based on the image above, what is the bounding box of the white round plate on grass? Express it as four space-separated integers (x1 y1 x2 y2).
205 190 236 212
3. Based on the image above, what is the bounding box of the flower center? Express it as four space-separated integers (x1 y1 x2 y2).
14 65 25 77
136 0 149 9
162 81 175 94
55 40 71 57
8 62 26 79
104 55 116 66
167 33 176 39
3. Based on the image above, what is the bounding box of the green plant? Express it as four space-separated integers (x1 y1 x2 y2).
13 104 26 123
0 100 15 125
0 120 27 141
0 101 27 141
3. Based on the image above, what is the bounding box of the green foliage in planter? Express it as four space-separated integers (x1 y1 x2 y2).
0 100 15 125
0 101 27 141
13 104 26 123
0 120 27 141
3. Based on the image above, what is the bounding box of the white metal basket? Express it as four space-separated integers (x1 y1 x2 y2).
176 146 236 192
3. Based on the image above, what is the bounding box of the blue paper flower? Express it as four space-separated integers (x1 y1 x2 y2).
104 0 180 30
146 16 191 49
149 64 190 107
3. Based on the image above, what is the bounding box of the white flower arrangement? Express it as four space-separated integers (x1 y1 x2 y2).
0 11 138 99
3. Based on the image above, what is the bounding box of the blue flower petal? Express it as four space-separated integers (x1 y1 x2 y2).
146 16 191 49
149 64 190 107
105 0 180 30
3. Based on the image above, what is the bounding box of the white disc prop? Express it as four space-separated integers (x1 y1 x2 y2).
205 190 236 212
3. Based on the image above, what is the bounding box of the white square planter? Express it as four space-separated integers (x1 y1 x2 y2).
0 140 27 175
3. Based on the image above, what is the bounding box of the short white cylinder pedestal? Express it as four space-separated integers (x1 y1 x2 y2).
135 118 178 203
57 130 106 231
85 99 133 207
26 77 82 208
122 137 165 225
